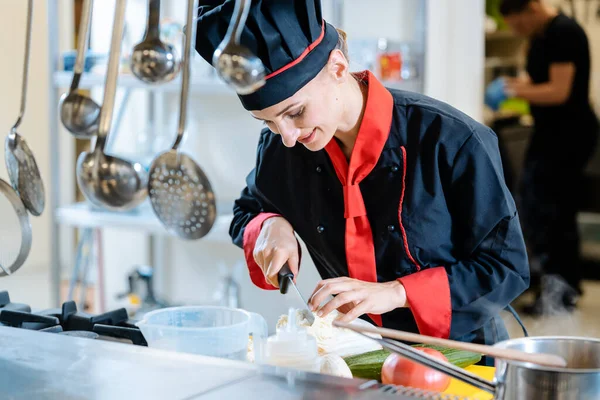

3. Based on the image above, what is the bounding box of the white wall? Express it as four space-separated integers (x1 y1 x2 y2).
424 0 486 122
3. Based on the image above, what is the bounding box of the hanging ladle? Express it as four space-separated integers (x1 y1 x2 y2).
212 0 265 95
59 0 101 139
147 0 216 240
76 0 148 211
130 0 180 84
5 0 45 216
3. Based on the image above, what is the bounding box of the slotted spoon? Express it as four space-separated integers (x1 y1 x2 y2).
148 0 216 240
5 0 46 216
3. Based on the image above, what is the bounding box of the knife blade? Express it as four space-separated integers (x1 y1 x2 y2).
278 263 315 326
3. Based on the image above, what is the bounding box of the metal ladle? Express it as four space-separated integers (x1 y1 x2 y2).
59 0 101 139
76 0 148 211
130 0 180 84
5 0 45 216
212 0 265 95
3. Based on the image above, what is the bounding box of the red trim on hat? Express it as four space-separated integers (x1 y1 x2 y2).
398 146 421 271
265 21 327 80
398 267 451 339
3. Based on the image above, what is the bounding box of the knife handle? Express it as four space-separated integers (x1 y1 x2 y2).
278 263 294 294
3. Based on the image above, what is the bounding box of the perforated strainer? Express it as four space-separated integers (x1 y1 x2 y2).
0 179 32 277
5 0 45 216
147 0 216 240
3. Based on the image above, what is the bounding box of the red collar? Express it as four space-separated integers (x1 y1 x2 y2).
323 71 394 328
325 71 393 187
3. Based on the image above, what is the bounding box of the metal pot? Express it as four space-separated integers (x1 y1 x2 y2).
376 335 600 400
492 336 600 400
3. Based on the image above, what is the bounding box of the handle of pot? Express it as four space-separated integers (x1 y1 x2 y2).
505 304 529 337
378 338 497 394
248 312 268 363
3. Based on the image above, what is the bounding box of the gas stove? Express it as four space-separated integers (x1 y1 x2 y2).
0 290 147 346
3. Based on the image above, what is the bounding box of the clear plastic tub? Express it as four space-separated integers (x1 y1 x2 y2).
136 306 267 361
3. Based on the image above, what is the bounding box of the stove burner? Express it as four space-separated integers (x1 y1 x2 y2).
0 294 148 346
93 324 148 346
0 310 59 329
0 291 32 313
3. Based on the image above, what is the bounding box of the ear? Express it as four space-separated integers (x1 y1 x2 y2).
324 49 350 83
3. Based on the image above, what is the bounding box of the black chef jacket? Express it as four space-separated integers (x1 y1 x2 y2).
230 71 529 346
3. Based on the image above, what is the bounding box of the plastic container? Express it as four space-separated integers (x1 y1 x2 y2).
136 306 267 361
262 308 321 373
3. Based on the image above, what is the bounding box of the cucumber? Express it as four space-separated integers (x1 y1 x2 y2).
413 344 482 369
343 345 482 381
343 349 391 381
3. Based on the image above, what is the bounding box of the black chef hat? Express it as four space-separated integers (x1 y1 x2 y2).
195 0 339 111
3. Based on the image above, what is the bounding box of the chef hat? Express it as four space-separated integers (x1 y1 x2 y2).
195 0 339 111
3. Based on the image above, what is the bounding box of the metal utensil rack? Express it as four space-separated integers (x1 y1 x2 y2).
45 1 241 312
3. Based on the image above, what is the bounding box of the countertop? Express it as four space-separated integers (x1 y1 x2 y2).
0 326 417 400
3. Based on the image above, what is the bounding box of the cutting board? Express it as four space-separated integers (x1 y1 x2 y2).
443 365 495 399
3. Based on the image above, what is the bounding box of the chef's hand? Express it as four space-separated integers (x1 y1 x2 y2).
308 277 408 323
253 216 299 288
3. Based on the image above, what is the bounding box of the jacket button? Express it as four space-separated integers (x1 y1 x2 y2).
387 225 396 232
316 166 322 173
390 165 399 172
316 225 325 234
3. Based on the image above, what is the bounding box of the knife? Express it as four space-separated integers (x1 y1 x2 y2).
278 263 315 326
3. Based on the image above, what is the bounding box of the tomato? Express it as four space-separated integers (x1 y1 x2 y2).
381 348 451 392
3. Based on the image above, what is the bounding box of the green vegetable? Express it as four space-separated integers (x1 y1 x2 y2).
344 350 391 381
343 345 482 381
413 344 482 369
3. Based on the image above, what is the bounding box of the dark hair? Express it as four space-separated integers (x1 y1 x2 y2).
499 0 535 16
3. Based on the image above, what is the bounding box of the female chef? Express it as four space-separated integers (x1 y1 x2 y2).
195 0 530 354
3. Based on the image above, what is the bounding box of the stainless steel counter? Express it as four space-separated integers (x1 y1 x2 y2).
0 326 420 400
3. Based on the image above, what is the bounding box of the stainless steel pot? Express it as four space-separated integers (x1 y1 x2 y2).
492 336 600 400
373 335 600 400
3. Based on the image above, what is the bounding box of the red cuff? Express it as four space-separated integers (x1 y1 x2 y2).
243 213 302 290
243 213 281 290
398 267 451 339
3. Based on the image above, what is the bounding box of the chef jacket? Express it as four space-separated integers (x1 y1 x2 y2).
230 71 530 345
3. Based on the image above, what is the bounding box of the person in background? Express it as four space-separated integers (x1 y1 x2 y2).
498 0 599 315
196 0 529 362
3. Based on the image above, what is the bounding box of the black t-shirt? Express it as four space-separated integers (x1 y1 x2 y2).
526 13 596 130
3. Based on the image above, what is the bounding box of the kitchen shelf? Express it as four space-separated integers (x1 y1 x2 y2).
52 71 236 94
55 201 234 243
